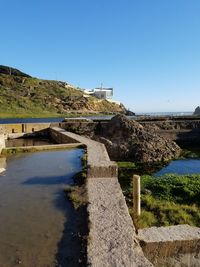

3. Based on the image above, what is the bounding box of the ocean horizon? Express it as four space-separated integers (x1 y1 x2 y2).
136 111 193 116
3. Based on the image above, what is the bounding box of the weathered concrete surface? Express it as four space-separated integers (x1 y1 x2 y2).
50 127 118 178
87 178 153 267
50 127 153 266
138 225 200 267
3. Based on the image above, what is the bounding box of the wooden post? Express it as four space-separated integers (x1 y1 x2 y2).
133 175 141 218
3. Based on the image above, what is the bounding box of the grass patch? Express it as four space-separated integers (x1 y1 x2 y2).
64 183 87 209
141 174 200 205
136 195 200 228
117 161 136 169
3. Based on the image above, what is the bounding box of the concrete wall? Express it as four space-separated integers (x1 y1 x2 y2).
0 123 52 135
49 127 153 267
50 128 80 144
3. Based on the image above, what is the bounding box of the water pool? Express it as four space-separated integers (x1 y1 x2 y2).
156 159 200 176
0 149 83 267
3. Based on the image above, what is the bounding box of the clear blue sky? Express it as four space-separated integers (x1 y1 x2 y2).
1 0 200 113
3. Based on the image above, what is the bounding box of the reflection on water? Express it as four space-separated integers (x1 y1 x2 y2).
6 138 56 147
0 149 83 267
156 159 200 176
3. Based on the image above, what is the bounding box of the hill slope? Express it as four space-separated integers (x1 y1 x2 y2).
0 65 127 118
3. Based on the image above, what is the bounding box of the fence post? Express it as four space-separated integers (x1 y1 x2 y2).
133 175 141 218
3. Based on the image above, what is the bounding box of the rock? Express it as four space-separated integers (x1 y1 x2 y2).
194 106 200 115
96 114 181 163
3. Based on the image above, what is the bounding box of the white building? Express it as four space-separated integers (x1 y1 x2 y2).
83 87 113 100
93 88 113 99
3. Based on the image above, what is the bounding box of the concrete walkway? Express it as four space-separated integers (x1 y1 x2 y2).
50 127 153 267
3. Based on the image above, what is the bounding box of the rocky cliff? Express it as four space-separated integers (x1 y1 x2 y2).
0 65 127 117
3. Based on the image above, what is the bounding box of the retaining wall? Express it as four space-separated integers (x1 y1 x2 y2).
0 123 52 134
50 127 153 267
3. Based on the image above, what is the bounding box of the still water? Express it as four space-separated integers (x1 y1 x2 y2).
156 159 200 176
0 149 83 267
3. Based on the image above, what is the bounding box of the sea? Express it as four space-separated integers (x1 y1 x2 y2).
0 112 194 124
137 111 193 116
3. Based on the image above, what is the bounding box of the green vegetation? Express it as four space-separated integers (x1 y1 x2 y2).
64 183 87 209
0 68 124 118
117 161 136 169
118 161 200 228
141 174 200 204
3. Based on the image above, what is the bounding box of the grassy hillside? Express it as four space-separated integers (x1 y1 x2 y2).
0 66 125 118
